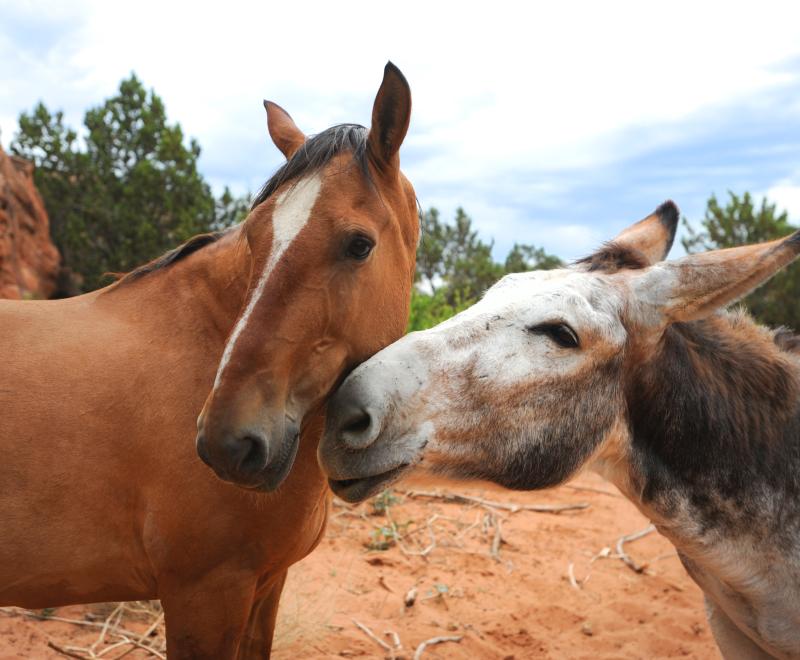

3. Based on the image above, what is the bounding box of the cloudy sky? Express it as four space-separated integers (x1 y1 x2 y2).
2 0 799 260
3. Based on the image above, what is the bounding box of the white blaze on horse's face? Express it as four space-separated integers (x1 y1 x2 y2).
320 267 630 502
212 173 323 392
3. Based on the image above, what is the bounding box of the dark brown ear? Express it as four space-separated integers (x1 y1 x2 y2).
632 229 800 325
367 61 411 171
578 201 679 272
264 100 306 160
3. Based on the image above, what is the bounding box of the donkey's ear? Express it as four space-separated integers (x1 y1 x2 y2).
367 61 412 172
632 230 800 325
264 101 306 160
578 201 679 272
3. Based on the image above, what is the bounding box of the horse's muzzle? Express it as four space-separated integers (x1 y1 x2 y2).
196 419 300 491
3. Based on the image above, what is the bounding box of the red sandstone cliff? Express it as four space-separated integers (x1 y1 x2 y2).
0 146 60 299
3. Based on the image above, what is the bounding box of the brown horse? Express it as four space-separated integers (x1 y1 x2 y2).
0 62 418 658
321 207 800 658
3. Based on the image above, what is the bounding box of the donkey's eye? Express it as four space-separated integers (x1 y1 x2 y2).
346 235 374 260
526 322 580 349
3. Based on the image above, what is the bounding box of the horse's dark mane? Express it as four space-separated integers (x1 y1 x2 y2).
115 124 371 286
116 230 230 284
251 123 370 209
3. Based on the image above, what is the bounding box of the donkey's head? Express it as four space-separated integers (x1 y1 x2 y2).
320 203 800 502
196 63 418 491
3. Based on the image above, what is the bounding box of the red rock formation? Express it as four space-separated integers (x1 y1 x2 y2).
0 146 60 299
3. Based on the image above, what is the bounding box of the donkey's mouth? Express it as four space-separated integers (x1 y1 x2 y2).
328 464 409 503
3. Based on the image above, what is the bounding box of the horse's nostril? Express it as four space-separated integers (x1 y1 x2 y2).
235 434 270 476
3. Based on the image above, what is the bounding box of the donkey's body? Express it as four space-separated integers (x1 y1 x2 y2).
320 204 800 658
1 63 418 658
596 314 800 658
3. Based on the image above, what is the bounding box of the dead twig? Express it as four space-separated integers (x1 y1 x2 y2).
616 524 656 573
404 490 589 514
385 630 403 653
564 484 619 497
47 642 87 659
413 635 463 659
353 619 394 656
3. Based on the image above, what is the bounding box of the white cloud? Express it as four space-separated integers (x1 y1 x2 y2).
1 0 799 257
766 177 800 220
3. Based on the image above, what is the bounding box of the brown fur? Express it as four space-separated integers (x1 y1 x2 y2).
0 64 418 659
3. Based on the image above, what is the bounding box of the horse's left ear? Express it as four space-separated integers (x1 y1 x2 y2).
578 201 679 272
367 61 412 172
264 101 306 160
631 230 800 325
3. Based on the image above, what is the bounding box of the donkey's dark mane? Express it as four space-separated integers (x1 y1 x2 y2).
574 241 650 272
116 124 370 286
627 313 800 526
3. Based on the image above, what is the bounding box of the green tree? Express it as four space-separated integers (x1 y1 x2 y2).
504 242 564 272
214 186 251 231
409 206 563 330
682 191 799 329
11 74 246 291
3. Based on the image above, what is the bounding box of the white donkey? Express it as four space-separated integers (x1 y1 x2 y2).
320 203 800 659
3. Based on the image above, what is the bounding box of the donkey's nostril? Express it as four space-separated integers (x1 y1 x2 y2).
234 434 270 476
338 405 379 449
341 408 371 435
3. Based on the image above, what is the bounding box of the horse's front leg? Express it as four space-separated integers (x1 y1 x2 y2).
237 570 289 659
159 569 256 660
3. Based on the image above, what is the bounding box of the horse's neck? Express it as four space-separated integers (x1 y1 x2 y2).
615 312 800 546
100 226 251 358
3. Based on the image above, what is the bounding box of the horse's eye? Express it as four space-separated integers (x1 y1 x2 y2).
346 235 374 260
526 322 580 349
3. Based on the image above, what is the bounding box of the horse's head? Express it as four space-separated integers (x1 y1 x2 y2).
320 203 800 502
196 63 418 491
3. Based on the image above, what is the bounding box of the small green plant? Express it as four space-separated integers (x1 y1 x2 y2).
366 519 411 551
40 607 56 618
370 488 400 515
367 524 399 551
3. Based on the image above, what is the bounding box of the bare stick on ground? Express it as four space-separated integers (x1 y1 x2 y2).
616 524 657 573
413 635 464 659
403 490 589 514
353 619 394 656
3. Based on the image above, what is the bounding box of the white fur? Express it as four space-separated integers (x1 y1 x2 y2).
212 173 323 391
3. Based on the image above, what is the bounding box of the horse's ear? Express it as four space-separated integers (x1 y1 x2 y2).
578 201 679 272
631 230 800 325
367 61 412 172
264 101 306 160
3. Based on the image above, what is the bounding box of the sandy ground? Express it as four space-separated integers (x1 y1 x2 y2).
0 472 719 659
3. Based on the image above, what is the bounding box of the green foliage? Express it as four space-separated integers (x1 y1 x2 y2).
682 191 799 329
408 288 473 332
370 489 401 515
11 74 249 292
410 206 563 330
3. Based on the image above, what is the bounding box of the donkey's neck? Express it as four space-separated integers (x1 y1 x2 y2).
619 311 800 541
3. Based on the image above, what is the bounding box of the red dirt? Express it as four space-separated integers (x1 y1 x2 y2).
0 472 719 659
